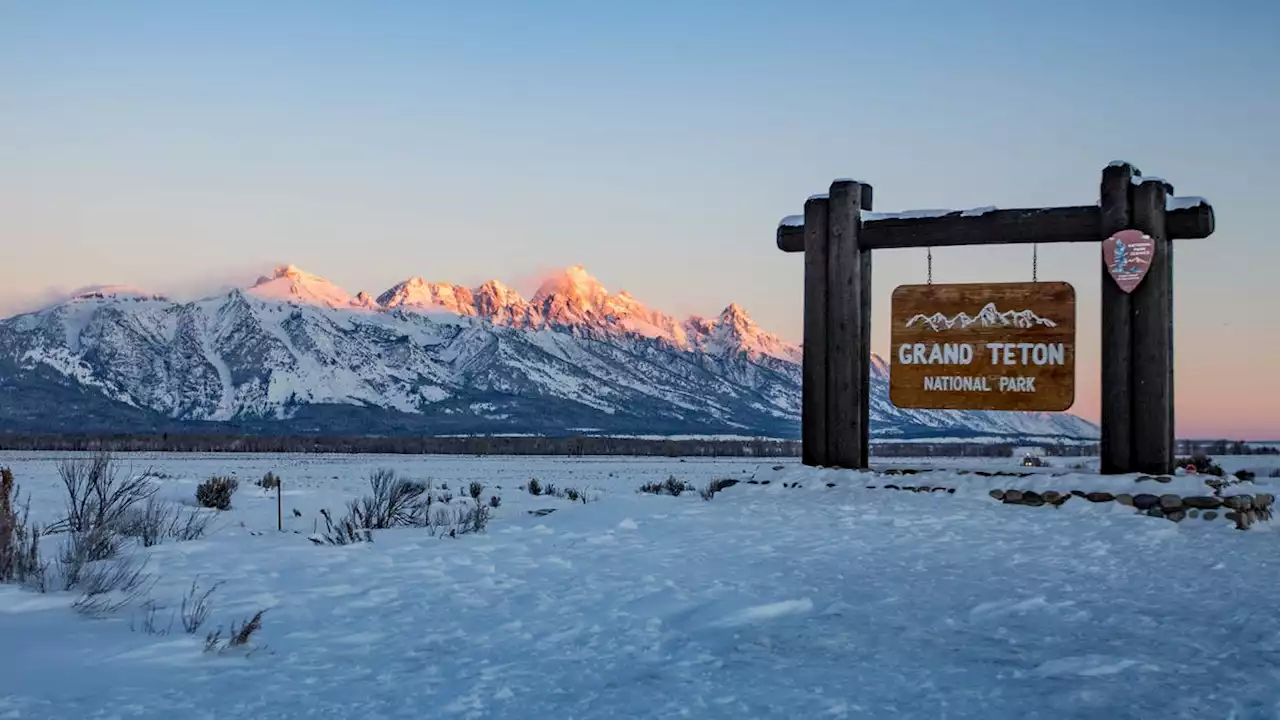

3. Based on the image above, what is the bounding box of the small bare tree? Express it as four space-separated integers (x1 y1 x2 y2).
50 452 158 534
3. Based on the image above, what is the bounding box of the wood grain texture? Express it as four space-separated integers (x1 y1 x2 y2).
825 180 865 468
1099 162 1135 474
1130 179 1174 475
889 282 1076 411
801 196 830 467
775 203 1214 253
858 247 872 469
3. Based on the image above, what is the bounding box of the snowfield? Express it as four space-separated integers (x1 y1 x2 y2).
1 451 1279 719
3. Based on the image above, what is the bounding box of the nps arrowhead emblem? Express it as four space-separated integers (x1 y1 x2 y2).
1102 229 1155 294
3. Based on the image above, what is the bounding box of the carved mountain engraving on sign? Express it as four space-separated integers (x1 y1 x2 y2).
889 282 1076 411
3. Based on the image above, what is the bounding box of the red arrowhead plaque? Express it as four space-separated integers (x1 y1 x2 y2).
1102 229 1155 294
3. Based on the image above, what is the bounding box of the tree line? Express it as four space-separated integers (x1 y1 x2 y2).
0 432 1115 458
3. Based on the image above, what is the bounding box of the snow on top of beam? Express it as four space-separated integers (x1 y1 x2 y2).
1166 195 1208 211
1107 160 1134 168
832 178 869 184
807 193 829 201
862 206 998 222
1133 175 1167 185
777 215 805 228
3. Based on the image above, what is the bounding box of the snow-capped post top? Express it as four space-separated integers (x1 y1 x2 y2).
1102 229 1155 294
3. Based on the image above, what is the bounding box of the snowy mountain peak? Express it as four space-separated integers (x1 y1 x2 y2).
248 265 353 308
68 285 169 303
692 303 800 363
533 265 608 304
378 277 477 316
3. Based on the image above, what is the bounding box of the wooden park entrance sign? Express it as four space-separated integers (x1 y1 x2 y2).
890 281 1076 412
774 162 1214 475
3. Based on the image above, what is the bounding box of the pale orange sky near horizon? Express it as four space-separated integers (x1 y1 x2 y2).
1 1 1277 440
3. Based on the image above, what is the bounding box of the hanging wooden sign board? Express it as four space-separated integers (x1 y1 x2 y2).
889 281 1076 411
1102 229 1156 293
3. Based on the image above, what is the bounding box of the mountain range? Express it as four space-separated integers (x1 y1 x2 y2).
0 265 1099 440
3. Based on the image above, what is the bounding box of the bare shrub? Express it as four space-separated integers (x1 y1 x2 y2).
70 551 154 617
118 497 215 547
256 472 281 490
204 609 267 654
309 508 373 546
639 476 694 497
58 525 127 590
469 482 484 501
460 503 491 534
130 597 174 636
52 452 158 534
347 469 428 529
180 578 221 634
0 468 47 590
195 476 239 510
527 479 542 496
699 478 740 501
489 495 501 509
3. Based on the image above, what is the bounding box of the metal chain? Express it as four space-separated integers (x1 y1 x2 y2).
1032 244 1038 282
927 247 933 285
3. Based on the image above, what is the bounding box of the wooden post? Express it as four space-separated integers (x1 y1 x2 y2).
1130 178 1174 474
1099 162 1135 474
826 180 868 469
858 186 874 469
277 480 283 532
802 195 830 466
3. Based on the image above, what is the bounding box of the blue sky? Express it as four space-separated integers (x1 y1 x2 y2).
2 0 1278 437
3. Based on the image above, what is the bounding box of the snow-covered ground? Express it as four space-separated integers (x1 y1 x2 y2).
1 451 1278 719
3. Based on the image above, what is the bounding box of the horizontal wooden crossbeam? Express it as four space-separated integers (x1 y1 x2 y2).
776 201 1215 253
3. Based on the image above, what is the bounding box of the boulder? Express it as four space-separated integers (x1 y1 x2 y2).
1158 494 1183 510
1255 494 1274 509
1202 511 1218 521
1021 491 1045 507
1182 496 1222 510
1132 494 1161 510
1004 490 1024 504
1224 496 1253 511
989 489 1006 501
1085 492 1115 503
1115 494 1135 506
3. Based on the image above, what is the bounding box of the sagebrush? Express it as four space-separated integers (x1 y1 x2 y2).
196 476 239 510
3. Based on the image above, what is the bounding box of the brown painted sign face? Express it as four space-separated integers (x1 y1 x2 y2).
889 282 1076 411
1102 229 1155 293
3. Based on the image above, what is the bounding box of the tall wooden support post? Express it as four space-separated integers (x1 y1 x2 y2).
826 180 871 469
1100 164 1176 475
858 185 874 468
801 195 830 466
1099 163 1134 474
1131 178 1174 474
